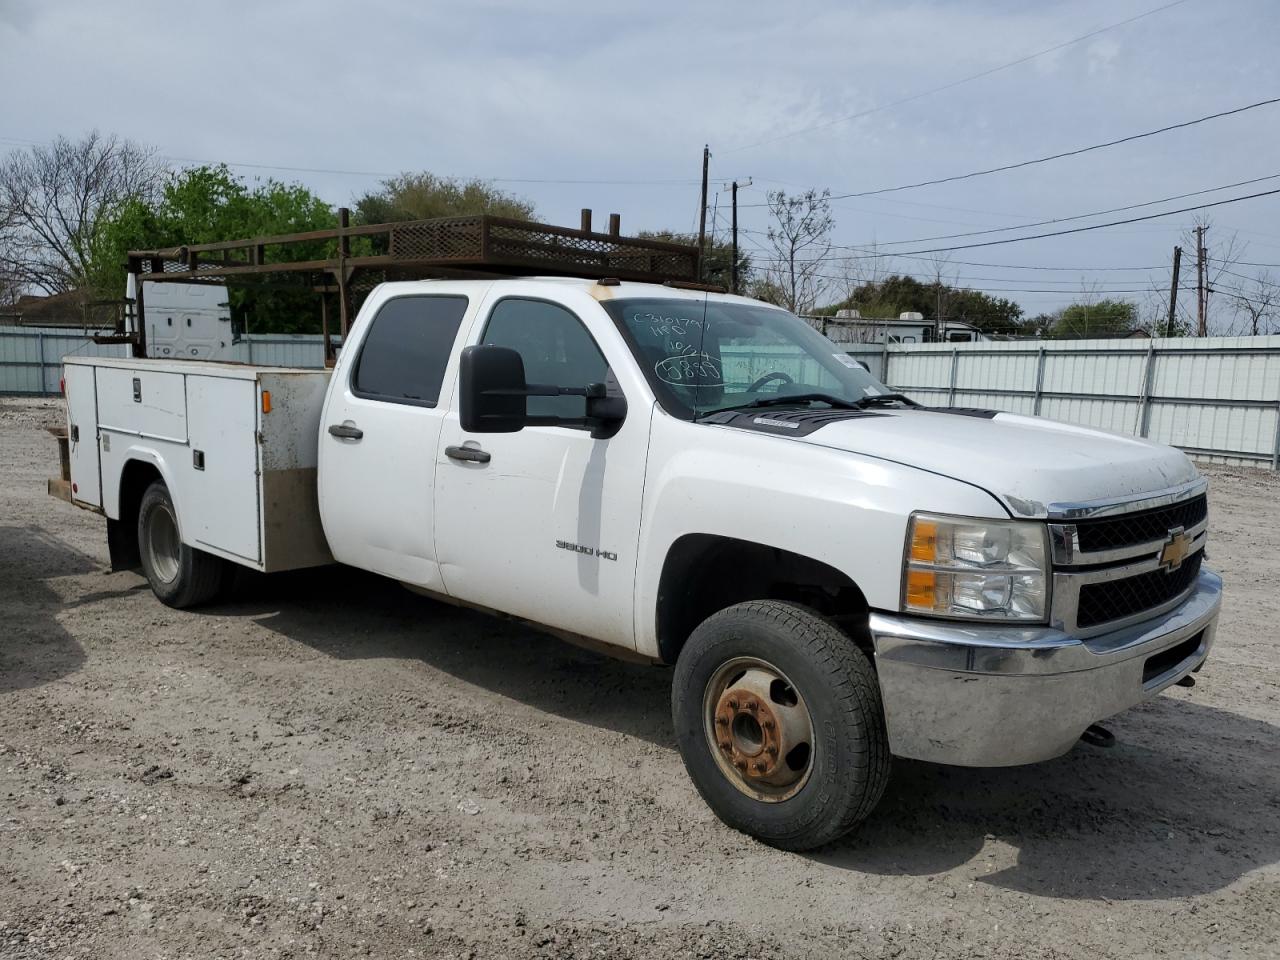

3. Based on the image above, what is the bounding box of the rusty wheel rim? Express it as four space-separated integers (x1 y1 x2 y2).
702 656 815 802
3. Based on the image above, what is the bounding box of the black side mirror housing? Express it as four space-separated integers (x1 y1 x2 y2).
459 343 628 436
460 345 528 433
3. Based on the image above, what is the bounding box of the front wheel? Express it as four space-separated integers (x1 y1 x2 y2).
137 480 229 609
671 600 890 851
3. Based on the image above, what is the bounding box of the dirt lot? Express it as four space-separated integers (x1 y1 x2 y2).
1 395 1277 960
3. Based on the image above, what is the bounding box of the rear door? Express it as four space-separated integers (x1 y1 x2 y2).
317 292 473 590
63 363 101 508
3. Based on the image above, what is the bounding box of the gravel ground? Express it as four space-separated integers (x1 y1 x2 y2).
1 394 1278 960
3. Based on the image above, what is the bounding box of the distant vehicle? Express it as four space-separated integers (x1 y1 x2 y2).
807 310 988 344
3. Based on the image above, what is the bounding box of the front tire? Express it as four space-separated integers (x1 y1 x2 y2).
137 480 228 609
671 600 890 851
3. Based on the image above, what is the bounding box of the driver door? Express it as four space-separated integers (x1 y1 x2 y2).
434 290 651 650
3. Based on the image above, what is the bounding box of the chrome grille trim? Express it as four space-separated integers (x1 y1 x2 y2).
1049 516 1208 567
1044 476 1207 521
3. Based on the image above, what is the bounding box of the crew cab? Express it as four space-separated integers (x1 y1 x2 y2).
52 277 1222 850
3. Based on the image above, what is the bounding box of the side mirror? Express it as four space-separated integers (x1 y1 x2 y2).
460 344 528 433
459 343 629 436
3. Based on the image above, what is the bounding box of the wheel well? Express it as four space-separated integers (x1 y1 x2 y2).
655 534 871 665
107 460 163 571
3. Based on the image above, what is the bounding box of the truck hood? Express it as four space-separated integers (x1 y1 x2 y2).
796 410 1199 518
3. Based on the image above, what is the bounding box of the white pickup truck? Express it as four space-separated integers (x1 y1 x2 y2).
52 277 1221 850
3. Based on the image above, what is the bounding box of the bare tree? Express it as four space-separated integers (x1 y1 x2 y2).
763 188 834 313
927 253 959 338
0 131 164 295
824 242 894 343
1230 269 1279 336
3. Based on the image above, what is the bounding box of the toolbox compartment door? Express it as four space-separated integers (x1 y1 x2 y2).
95 366 188 443
64 363 102 508
186 375 261 563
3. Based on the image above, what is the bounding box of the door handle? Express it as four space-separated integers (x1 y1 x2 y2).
445 444 491 464
328 422 364 440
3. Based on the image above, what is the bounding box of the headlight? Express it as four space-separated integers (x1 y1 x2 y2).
902 513 1049 621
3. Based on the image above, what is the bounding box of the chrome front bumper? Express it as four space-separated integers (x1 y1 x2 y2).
869 568 1222 767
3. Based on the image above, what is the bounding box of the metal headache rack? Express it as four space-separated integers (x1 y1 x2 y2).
116 208 703 361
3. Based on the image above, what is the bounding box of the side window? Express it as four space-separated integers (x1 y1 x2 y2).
352 295 468 406
481 298 609 419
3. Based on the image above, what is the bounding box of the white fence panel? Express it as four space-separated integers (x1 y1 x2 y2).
0 326 132 394
882 334 1280 469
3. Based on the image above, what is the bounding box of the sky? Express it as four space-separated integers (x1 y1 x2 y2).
2 0 1279 329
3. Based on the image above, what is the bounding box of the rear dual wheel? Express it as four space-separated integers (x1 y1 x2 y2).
137 480 229 608
672 600 890 851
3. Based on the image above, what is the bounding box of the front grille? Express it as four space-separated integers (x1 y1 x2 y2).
1074 494 1207 552
1076 551 1203 628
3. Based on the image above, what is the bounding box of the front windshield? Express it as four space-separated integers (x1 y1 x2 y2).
600 297 893 420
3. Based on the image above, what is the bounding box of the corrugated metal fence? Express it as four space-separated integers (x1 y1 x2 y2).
0 327 331 394
843 335 1280 469
3 326 1278 469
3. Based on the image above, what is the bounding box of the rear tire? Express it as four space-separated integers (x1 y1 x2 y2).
671 600 890 851
137 480 228 609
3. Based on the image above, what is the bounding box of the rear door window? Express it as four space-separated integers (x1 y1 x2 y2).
352 295 469 406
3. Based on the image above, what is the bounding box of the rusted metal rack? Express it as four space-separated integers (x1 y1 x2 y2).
118 208 701 361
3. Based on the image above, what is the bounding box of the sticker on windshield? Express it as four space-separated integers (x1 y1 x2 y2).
832 352 862 369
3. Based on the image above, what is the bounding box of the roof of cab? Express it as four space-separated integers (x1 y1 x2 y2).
373 275 766 307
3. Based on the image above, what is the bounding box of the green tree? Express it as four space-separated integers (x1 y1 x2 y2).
353 172 535 225
822 274 1026 334
1048 299 1139 338
88 165 338 333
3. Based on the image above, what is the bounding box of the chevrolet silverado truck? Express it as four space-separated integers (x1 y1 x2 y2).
51 277 1221 850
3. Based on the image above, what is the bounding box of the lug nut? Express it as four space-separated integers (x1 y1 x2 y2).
746 701 757 713
734 759 747 771
727 699 738 710
715 715 728 726
763 719 775 731
766 746 778 757
753 762 767 773
719 740 732 751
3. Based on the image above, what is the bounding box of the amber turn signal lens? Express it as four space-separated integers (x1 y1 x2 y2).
910 519 938 563
905 569 937 609
261 390 272 414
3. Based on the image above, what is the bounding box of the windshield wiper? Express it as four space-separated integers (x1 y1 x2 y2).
698 392 863 418
698 391 920 420
851 392 920 409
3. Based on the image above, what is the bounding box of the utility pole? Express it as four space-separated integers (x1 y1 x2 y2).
731 179 739 294
1195 225 1208 336
1166 245 1182 337
697 145 710 281
729 177 751 295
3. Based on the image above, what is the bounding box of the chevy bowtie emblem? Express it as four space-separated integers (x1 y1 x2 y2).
1159 527 1192 572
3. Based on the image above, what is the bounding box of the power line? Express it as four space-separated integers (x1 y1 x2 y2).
735 225 1170 272
737 95 1280 206
860 172 1280 246
820 188 1280 259
747 257 1167 288
723 0 1194 153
